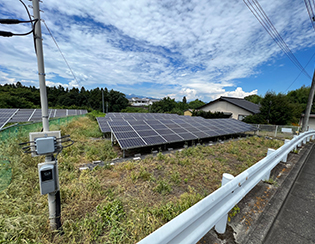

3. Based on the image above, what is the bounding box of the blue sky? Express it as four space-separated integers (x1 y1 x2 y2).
0 0 315 102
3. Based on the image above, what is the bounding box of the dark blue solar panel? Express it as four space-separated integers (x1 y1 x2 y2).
172 128 188 133
111 126 133 132
98 114 257 150
149 124 168 130
178 133 198 140
143 136 167 145
162 134 183 142
114 131 139 139
155 129 174 135
132 125 151 131
137 130 158 137
192 131 210 138
119 138 146 149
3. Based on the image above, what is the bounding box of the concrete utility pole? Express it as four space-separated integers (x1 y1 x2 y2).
102 89 105 113
302 69 315 132
32 0 61 230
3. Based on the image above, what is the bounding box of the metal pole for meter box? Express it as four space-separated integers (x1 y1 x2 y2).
32 0 61 231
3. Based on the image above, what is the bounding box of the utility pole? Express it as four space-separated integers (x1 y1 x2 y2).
32 0 61 231
302 69 315 132
102 89 105 113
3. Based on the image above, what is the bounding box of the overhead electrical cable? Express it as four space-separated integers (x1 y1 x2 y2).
284 51 315 92
42 20 92 109
304 0 315 31
243 0 312 80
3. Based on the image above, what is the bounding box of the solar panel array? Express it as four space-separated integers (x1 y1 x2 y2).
0 109 19 129
97 113 256 150
0 109 88 129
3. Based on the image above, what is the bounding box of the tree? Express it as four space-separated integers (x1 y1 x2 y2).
151 97 178 113
188 99 205 109
244 91 294 125
244 94 263 104
182 96 187 104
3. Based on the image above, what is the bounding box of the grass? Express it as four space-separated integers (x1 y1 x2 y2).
0 116 284 243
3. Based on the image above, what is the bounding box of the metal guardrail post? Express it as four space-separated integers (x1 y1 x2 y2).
263 148 275 180
214 173 235 234
282 139 290 163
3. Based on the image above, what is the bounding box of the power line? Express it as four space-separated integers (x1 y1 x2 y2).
304 0 315 32
42 20 82 89
284 51 315 92
243 0 312 80
42 20 92 109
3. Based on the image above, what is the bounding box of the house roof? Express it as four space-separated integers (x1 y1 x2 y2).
198 96 261 114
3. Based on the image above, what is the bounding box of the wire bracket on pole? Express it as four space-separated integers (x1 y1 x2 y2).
38 72 46 76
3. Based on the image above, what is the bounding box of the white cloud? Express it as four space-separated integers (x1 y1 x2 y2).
215 87 258 100
0 0 313 102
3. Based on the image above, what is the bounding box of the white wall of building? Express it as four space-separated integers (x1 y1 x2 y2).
201 101 253 120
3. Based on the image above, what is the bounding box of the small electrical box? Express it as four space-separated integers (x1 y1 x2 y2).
29 131 61 157
35 137 56 155
38 162 56 195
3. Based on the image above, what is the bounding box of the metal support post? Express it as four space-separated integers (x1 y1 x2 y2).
215 173 235 234
282 139 290 163
32 0 61 231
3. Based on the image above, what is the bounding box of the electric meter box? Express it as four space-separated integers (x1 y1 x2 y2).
38 162 56 195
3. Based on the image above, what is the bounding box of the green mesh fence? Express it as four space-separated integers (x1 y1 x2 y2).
0 115 85 141
0 158 11 192
0 115 85 191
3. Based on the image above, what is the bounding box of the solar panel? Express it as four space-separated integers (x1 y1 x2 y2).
98 113 256 150
162 134 183 142
0 109 18 129
114 131 139 140
0 108 89 129
118 138 146 148
137 130 159 137
142 136 167 145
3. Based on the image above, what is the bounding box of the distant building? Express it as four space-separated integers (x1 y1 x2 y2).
299 114 315 130
197 96 260 120
128 97 160 107
184 109 193 116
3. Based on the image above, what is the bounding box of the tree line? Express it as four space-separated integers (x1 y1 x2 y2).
0 82 313 125
0 82 129 112
244 86 311 125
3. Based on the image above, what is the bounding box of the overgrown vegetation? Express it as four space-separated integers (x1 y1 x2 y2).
0 116 284 243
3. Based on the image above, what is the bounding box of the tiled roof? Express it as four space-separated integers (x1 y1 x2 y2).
198 96 261 114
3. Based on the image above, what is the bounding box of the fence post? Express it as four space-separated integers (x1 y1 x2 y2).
274 125 278 137
214 173 235 234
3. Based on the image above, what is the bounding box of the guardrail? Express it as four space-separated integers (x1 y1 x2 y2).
138 130 315 244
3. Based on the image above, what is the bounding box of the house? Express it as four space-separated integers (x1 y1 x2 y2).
184 109 193 116
197 96 260 120
299 114 315 130
128 97 160 107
